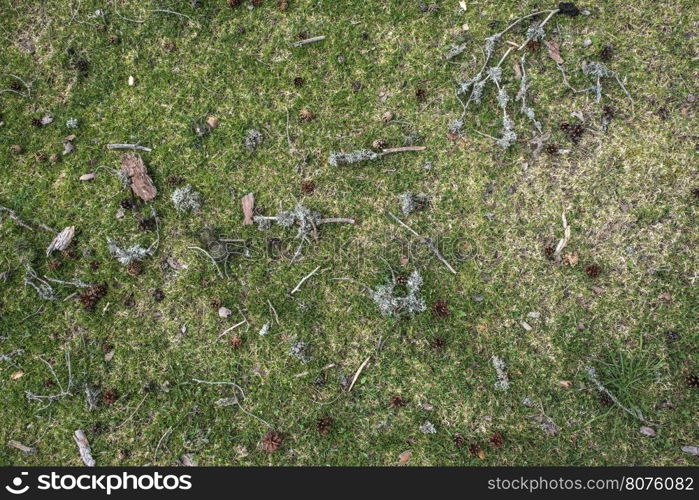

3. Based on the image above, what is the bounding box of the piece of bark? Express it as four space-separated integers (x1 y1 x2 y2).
79 173 95 181
241 192 255 225
7 440 37 455
121 154 157 202
544 41 564 64
46 226 75 255
74 429 96 466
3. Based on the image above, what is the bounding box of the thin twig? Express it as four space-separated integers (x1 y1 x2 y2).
291 265 321 294
152 9 193 22
187 246 224 279
347 356 371 392
387 212 457 274
381 146 427 154
106 143 153 152
267 299 279 325
292 35 326 47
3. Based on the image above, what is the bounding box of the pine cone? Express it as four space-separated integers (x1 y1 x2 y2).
227 0 243 6
126 261 143 276
453 434 465 448
230 336 243 348
299 108 315 122
489 432 504 449
685 374 699 388
316 416 333 435
665 330 680 343
102 388 119 406
80 283 108 311
389 395 406 408
430 337 446 350
468 443 484 458
31 117 43 128
293 76 304 87
599 44 614 62
431 299 449 318
372 138 388 150
10 144 23 154
262 430 283 453
545 144 559 155
585 263 602 278
599 392 613 407
301 180 315 194
278 0 289 11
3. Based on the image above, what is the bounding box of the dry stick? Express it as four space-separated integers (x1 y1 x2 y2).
152 8 193 22
381 146 427 154
347 356 371 392
187 246 224 279
0 73 31 97
0 206 55 232
291 265 321 294
114 394 149 430
106 143 153 152
191 379 271 427
217 320 247 340
267 299 279 325
292 35 326 47
387 212 457 274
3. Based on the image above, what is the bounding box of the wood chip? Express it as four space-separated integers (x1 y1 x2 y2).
79 173 96 181
121 154 156 202
74 429 96 466
241 192 255 225
10 370 24 380
639 426 656 437
46 226 75 255
544 40 564 65
558 380 573 388
398 450 413 466
7 440 37 455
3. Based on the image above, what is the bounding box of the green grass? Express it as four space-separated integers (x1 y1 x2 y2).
0 0 697 466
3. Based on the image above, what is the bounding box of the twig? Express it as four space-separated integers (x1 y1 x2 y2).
74 430 95 466
267 299 279 325
192 378 270 427
187 246 224 279
26 351 72 403
381 146 427 154
387 212 457 274
152 9 193 22
106 143 152 152
291 265 321 294
517 9 559 50
331 277 372 294
0 206 55 232
113 394 149 430
347 356 371 392
0 73 31 97
292 35 326 47
217 320 247 340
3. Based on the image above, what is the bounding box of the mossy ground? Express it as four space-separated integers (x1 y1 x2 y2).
0 1 697 466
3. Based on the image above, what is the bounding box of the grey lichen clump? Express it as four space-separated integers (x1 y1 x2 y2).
289 341 310 362
371 270 426 317
328 149 379 167
244 129 264 152
492 355 510 391
255 203 321 238
581 61 630 103
398 192 429 215
107 238 150 266
171 185 202 213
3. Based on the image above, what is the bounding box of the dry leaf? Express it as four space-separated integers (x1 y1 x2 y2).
63 136 76 155
658 291 672 302
397 450 413 466
180 454 197 466
79 173 95 181
7 440 36 455
477 448 486 459
121 154 157 202
544 41 564 64
513 60 522 80
104 349 115 362
241 192 255 225
10 370 24 380
47 226 75 255
458 0 467 10
476 323 487 333
558 380 573 388
682 445 699 456
639 426 656 437
128 75 135 86
206 116 219 129
563 252 579 266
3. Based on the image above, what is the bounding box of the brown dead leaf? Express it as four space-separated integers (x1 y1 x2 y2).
397 450 413 466
10 370 24 380
558 380 573 388
476 323 487 333
563 252 579 267
241 192 255 225
658 291 672 302
47 226 75 255
121 154 156 202
513 60 522 79
544 40 564 65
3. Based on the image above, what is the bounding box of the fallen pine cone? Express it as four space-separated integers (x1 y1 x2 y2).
102 388 118 406
299 108 315 122
316 416 333 435
389 395 406 408
230 336 243 348
126 261 143 277
489 432 504 449
262 430 283 453
431 299 449 318
80 283 108 311
686 374 699 388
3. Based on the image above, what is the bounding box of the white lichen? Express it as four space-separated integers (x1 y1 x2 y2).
107 238 150 266
328 149 379 167
244 129 264 152
492 355 509 391
398 192 429 215
171 185 202 213
371 270 426 317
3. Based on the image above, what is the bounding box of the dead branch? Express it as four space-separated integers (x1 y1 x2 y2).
106 143 153 152
347 356 371 392
292 35 326 47
74 430 96 466
381 146 427 154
